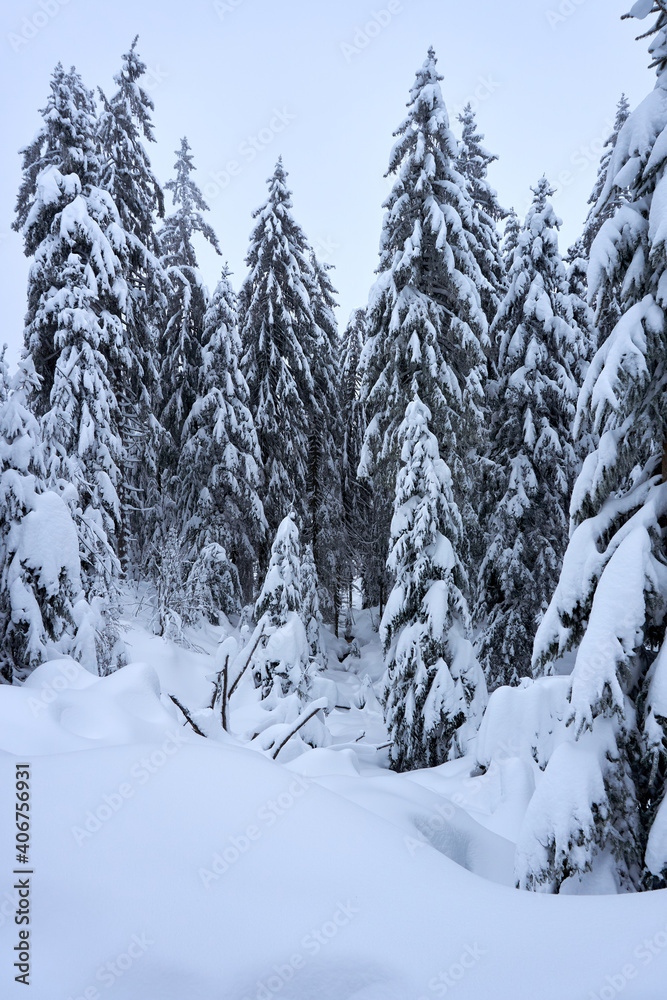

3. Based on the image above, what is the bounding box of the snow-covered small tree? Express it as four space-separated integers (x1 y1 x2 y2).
252 513 313 702
240 160 316 553
529 3 667 891
178 265 265 610
477 178 580 690
382 397 487 771
360 48 488 614
0 358 84 683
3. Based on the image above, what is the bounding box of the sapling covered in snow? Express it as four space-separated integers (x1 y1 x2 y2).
477 179 580 690
382 398 487 771
360 48 488 612
529 3 667 891
178 265 265 610
245 514 329 750
0 358 84 683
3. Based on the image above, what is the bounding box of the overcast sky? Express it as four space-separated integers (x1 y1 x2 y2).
0 0 656 365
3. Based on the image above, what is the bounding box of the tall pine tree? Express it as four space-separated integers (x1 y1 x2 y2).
477 179 580 690
360 47 488 614
529 3 667 891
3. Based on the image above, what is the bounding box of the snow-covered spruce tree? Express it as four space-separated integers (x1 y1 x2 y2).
340 309 372 624
566 237 597 386
382 398 487 771
529 2 667 892
239 159 316 559
456 103 507 339
13 64 127 600
0 358 84 684
158 137 221 474
178 265 265 614
251 513 319 703
96 36 167 571
305 251 342 625
583 94 631 349
502 208 521 268
477 178 580 691
360 48 488 615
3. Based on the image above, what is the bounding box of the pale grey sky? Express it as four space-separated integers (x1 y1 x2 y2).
0 0 656 364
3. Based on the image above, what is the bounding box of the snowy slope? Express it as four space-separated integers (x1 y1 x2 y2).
1 612 666 999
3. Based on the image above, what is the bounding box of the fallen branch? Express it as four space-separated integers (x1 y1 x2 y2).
271 702 326 760
228 629 266 699
168 694 207 738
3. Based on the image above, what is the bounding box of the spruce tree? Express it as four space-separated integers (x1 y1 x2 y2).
239 159 316 554
158 137 221 469
305 251 342 624
178 265 265 610
382 398 486 770
583 94 631 348
477 178 579 690
360 47 488 614
96 36 166 571
13 64 127 593
529 3 667 891
0 358 84 683
456 104 507 339
340 309 371 622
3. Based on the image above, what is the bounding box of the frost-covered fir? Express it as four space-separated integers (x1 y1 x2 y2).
178 265 265 612
531 4 667 891
13 64 128 593
340 309 372 618
252 513 320 704
305 252 342 623
382 399 486 771
96 37 167 570
360 48 488 612
456 103 507 339
0 359 83 683
583 94 631 348
478 179 580 690
158 137 220 465
240 160 317 554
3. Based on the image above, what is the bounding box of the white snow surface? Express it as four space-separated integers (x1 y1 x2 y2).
0 600 666 999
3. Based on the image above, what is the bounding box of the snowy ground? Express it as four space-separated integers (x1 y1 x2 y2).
1 592 666 999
